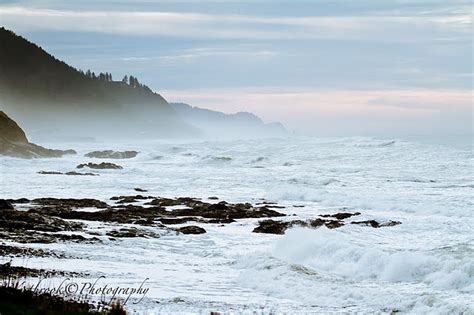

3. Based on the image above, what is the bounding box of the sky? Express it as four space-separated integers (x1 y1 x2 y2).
0 0 472 136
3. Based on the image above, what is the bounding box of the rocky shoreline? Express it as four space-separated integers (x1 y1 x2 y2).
0 111 76 159
1 194 401 248
1 194 402 313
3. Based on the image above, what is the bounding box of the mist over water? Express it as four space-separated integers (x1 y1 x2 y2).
0 3 472 312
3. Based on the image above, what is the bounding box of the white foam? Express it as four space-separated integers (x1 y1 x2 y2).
1 136 472 313
274 228 473 289
234 227 474 313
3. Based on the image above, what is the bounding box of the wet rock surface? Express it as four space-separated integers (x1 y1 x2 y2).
0 244 68 258
0 231 101 244
0 111 76 158
252 219 292 234
106 227 159 238
320 212 361 220
351 220 402 228
85 150 138 159
0 136 76 159
111 195 154 203
0 196 286 245
4 198 29 204
38 170 98 176
77 162 123 169
0 197 401 247
0 207 84 232
0 262 83 278
145 199 285 220
0 200 14 210
177 226 206 234
253 212 401 234
32 198 108 208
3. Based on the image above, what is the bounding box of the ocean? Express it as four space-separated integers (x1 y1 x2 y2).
1 136 472 313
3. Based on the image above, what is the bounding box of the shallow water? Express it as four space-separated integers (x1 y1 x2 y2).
1 136 473 313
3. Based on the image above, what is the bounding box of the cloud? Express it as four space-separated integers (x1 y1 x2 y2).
160 88 473 135
0 6 471 41
119 47 278 65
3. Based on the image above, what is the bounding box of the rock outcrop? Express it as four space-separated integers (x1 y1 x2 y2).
253 212 402 235
38 171 98 176
85 150 138 159
0 111 76 158
76 162 123 170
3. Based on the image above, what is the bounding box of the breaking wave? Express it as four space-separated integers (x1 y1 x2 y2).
274 228 473 290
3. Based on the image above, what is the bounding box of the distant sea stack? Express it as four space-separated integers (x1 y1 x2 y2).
0 27 195 140
0 111 76 158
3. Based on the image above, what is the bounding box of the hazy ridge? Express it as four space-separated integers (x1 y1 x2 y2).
0 28 286 141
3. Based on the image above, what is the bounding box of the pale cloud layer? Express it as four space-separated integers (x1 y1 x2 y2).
161 88 473 136
0 6 472 41
0 1 472 135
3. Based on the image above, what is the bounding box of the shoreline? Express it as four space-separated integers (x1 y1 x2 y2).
0 195 403 313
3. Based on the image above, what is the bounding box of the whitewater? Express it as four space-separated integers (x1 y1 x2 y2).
1 136 473 314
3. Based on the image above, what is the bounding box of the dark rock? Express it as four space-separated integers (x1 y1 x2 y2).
134 187 148 192
0 112 76 158
77 162 123 169
351 220 402 228
169 203 284 220
209 201 229 211
111 195 153 203
268 205 286 209
178 226 206 234
0 111 28 143
85 150 138 159
158 217 198 225
252 220 290 234
0 244 67 259
324 220 344 229
207 218 235 224
6 198 29 204
4 142 77 158
307 218 326 228
52 234 101 243
65 171 98 176
351 220 381 228
256 201 277 205
5 196 286 240
32 198 109 209
38 171 63 175
145 198 285 220
116 197 140 203
0 199 14 210
38 170 98 176
254 217 347 234
0 209 83 232
106 227 158 238
0 230 100 244
208 196 219 200
41 204 167 226
145 197 202 207
320 212 361 220
0 286 98 314
380 220 402 227
0 262 82 278
133 218 156 226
